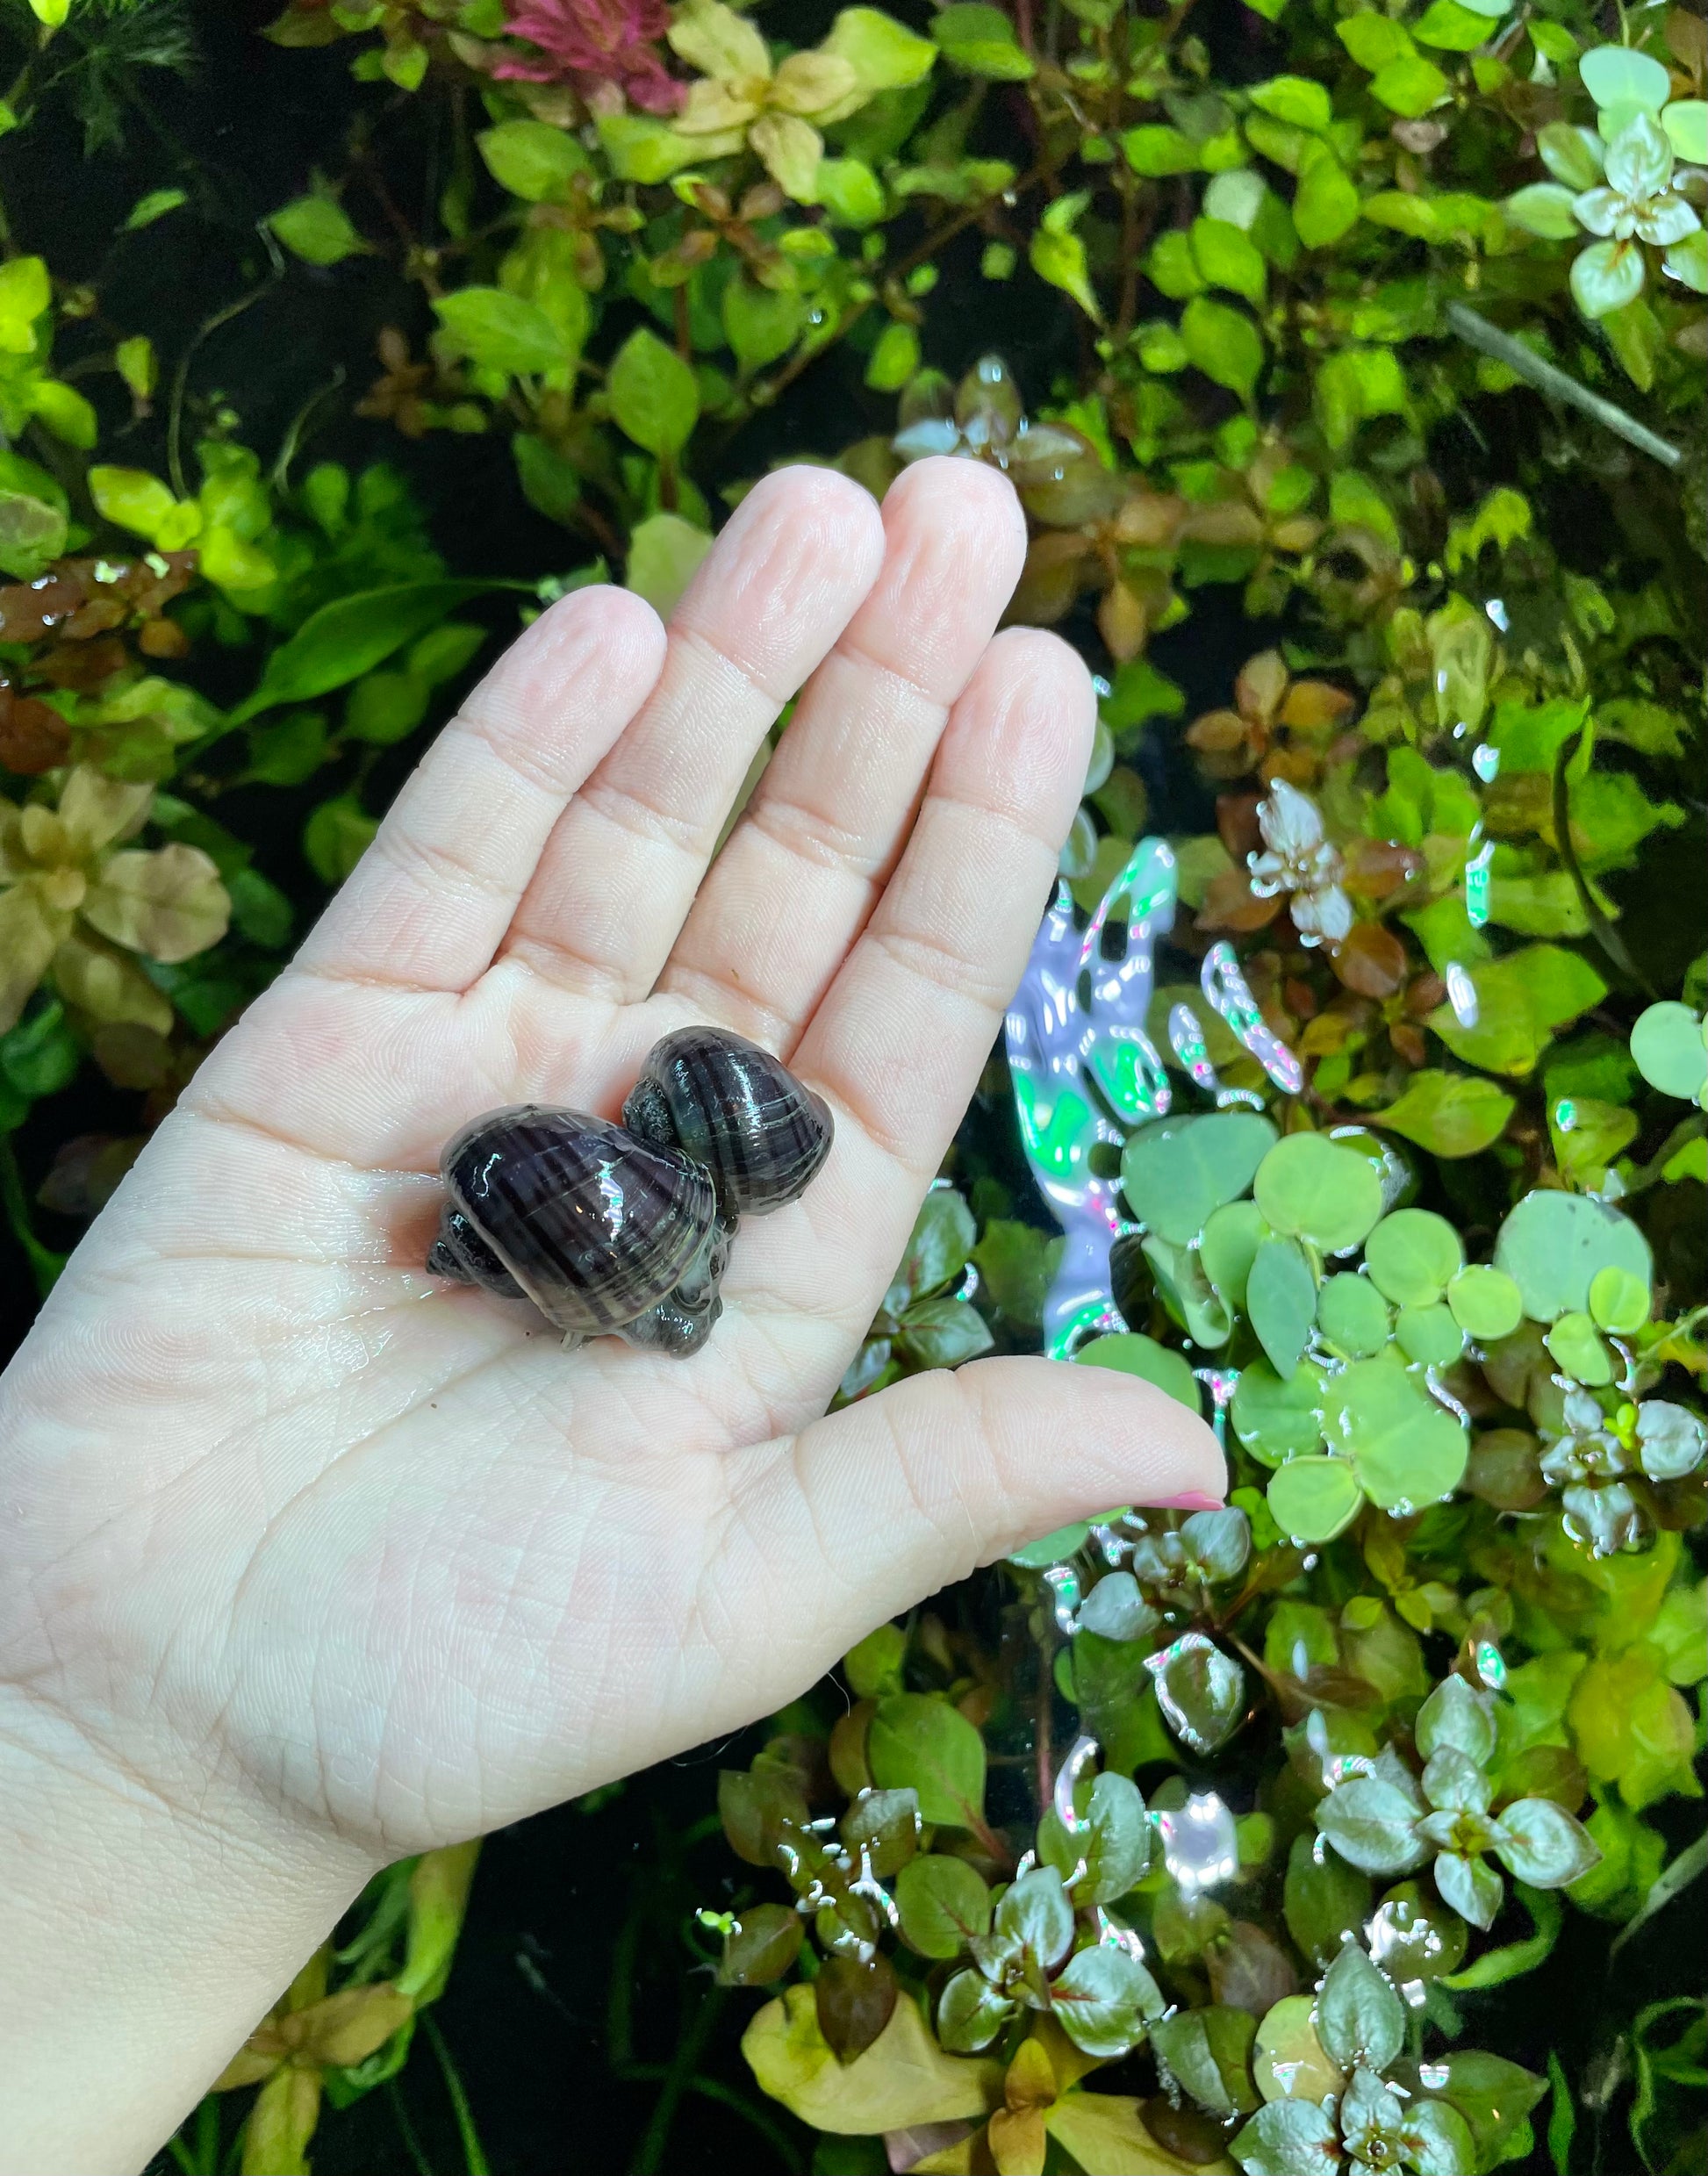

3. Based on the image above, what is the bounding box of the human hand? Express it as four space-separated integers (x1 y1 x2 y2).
0 459 1220 2168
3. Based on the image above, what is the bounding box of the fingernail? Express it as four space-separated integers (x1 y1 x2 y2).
1154 1490 1226 1512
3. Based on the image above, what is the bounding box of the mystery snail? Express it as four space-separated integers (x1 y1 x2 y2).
426 1026 833 1355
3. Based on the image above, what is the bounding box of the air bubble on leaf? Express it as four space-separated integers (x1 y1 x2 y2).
1155 1790 1239 1893
1145 1632 1247 1755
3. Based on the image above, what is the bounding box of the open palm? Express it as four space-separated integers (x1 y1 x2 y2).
0 460 1218 1880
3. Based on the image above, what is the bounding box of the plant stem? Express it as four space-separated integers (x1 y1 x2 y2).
420 2014 489 2176
1446 302 1683 470
0 1136 65 1298
387 2079 438 2176
628 1982 725 2176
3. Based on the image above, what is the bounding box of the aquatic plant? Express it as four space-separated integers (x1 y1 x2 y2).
0 0 1703 2169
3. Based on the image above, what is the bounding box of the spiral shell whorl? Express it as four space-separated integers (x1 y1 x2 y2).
440 1105 719 1338
622 1026 834 1219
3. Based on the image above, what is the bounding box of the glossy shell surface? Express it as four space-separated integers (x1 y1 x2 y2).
439 1104 719 1338
622 1026 833 1219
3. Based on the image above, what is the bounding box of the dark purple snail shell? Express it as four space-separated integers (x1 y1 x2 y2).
431 1105 721 1347
621 1026 833 1221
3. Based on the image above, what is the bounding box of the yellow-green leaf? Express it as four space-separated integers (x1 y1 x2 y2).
743 1985 1001 2131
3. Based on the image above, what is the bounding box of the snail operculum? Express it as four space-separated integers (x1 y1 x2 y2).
432 1104 722 1348
621 1025 834 1221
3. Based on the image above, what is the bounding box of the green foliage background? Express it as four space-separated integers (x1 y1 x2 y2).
0 0 1704 2171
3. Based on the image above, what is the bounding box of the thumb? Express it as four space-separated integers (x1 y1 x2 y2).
770 1356 1225 1652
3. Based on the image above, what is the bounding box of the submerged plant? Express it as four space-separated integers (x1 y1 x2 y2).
0 0 1703 2168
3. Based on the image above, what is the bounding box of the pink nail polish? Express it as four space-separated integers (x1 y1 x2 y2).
1154 1490 1227 1512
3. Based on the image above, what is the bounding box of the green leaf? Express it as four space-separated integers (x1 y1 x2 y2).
1 1001 78 1100
232 582 509 724
1572 239 1647 320
895 1855 991 1958
1267 1454 1361 1542
1579 45 1670 114
1181 294 1264 400
1294 140 1360 246
123 185 188 232
477 118 592 203
1201 1199 1267 1311
815 156 886 226
1233 1358 1326 1465
1248 75 1333 132
624 513 713 619
1493 1189 1652 1324
87 464 182 546
865 319 921 390
744 1983 1002 2125
1417 1676 1496 1766
1631 1002 1707 1103
843 1620 907 1698
1317 1275 1391 1359
1247 1234 1317 1381
1412 0 1495 49
1230 2098 1340 2176
1285 1833 1373 1966
1119 1110 1276 1245
823 7 937 91
1075 1332 1202 1412
1408 2050 1549 2170
1325 1354 1469 1510
971 1220 1061 1327
993 1865 1073 1970
1338 15 1415 70
1317 1942 1405 2073
1371 1070 1514 1158
1429 945 1606 1077
1122 124 1201 176
1364 1210 1463 1307
270 193 363 266
1492 1799 1601 1888
1049 1944 1164 2059
1149 1633 1247 1755
1191 216 1268 304
1441 1879 1561 1988
302 794 378 887
597 114 701 185
718 1901 803 1986
867 1694 986 1828
1152 2005 1259 2117
606 327 700 457
1030 222 1102 321
891 1188 977 1303
936 1969 1014 2052
930 2 1034 79
1316 1752 1430 1875
898 1296 994 1369
344 668 428 746
1503 183 1582 240
1446 1266 1524 1340
1370 53 1449 115
434 286 571 375
1539 122 1605 188
1254 1131 1384 1254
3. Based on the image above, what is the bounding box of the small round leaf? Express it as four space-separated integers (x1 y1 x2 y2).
1317 1274 1391 1358
1120 1110 1277 1245
1544 1311 1616 1386
1254 1131 1384 1255
1588 1264 1650 1334
1232 1360 1326 1467
1324 1355 1468 1511
1493 1189 1652 1323
1396 1303 1465 1369
1630 1001 1707 1103
1076 1332 1202 1411
1267 1454 1362 1543
1446 1266 1524 1341
1363 1209 1464 1306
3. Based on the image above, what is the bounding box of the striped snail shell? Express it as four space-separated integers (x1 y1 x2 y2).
427 1105 726 1354
621 1025 834 1222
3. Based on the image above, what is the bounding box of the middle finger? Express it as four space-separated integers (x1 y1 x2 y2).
499 466 885 1007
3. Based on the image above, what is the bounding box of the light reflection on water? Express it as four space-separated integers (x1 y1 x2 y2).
1155 1791 1238 1893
